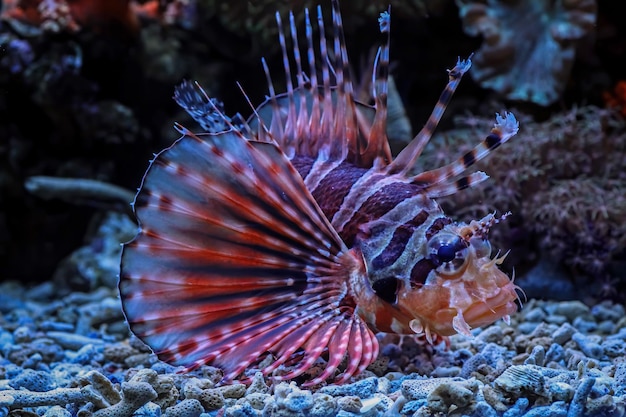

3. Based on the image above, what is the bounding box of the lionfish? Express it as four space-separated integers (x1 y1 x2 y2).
119 0 521 386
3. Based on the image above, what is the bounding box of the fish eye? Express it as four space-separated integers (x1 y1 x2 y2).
428 233 469 276
470 237 492 258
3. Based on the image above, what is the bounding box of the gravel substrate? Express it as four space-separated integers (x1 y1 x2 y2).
1 213 625 417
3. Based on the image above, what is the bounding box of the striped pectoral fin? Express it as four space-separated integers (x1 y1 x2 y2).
120 130 373 383
410 112 519 197
387 56 474 175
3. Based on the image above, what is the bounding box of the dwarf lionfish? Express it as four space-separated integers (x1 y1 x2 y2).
119 0 521 386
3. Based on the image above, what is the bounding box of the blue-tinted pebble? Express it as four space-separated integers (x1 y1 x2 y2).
545 315 568 325
0 295 25 313
571 333 603 359
381 343 402 358
471 401 498 417
21 353 43 370
319 377 377 399
545 343 565 364
503 398 529 417
107 371 125 384
9 368 56 392
50 363 89 387
386 373 422 393
39 321 75 332
567 378 595 417
13 326 34 343
572 317 597 333
134 401 161 417
46 331 105 351
224 402 257 417
69 343 104 364
30 340 66 363
599 320 617 335
42 405 71 417
614 363 626 397
284 390 314 412
552 323 576 345
518 322 539 334
591 304 623 322
0 330 13 346
523 401 567 417
151 361 180 374
525 345 546 366
3 363 23 379
336 411 360 417
401 399 427 414
524 308 547 323
607 327 626 341
460 343 505 378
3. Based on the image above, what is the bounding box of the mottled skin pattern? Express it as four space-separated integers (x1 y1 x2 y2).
292 156 519 339
119 0 522 386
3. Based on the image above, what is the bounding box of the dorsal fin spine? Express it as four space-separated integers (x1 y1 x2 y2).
317 6 334 157
365 9 392 167
388 55 473 175
305 8 321 151
261 57 283 143
276 11 297 157
289 11 311 154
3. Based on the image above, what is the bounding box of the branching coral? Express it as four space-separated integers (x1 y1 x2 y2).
456 0 597 106
418 106 626 298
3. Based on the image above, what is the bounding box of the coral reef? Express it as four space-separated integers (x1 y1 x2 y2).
0 0 189 281
1 0 622 287
456 0 597 105
417 105 626 301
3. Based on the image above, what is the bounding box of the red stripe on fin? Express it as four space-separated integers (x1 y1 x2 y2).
247 1 391 169
119 130 376 384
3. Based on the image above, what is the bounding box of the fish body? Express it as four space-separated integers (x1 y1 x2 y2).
119 0 521 386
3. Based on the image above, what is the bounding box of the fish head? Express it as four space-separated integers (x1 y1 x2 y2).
358 211 521 341
395 213 521 340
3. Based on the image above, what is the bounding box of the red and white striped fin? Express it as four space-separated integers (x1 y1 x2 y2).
388 56 473 175
412 112 519 197
361 8 392 168
119 130 376 383
248 0 393 169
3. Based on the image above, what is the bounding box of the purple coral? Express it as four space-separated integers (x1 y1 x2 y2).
456 0 597 105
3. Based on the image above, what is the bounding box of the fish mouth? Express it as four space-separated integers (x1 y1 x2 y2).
462 281 520 329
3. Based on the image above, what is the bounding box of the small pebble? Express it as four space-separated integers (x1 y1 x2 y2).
552 323 577 345
9 369 56 392
571 333 603 359
46 332 105 351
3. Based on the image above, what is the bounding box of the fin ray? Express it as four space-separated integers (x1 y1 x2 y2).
120 130 376 382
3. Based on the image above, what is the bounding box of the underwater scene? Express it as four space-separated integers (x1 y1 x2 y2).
0 0 625 416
